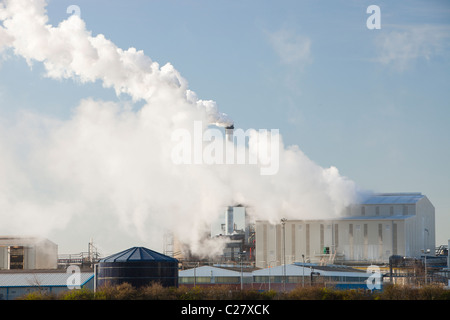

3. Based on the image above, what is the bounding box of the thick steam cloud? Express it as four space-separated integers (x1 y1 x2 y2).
0 0 359 256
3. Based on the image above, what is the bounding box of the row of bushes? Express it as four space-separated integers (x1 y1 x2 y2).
20 283 276 301
288 284 450 300
19 283 450 300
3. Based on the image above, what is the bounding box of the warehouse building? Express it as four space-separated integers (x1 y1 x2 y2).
179 265 253 288
0 270 94 300
179 263 375 292
252 263 375 291
255 193 435 267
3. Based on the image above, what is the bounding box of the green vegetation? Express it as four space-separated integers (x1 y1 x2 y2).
17 283 450 300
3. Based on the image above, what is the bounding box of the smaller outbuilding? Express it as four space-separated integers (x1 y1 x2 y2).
0 270 94 300
179 263 376 291
179 265 253 288
253 263 375 291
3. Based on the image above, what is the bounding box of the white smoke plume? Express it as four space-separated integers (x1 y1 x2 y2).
0 0 359 256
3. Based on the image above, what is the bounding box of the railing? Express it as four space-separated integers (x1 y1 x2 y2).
57 252 100 267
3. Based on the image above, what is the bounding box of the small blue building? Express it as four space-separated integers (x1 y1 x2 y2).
0 270 94 300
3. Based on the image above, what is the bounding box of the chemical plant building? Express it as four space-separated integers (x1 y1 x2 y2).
210 205 255 261
255 193 436 268
0 236 94 300
0 236 58 270
0 192 448 299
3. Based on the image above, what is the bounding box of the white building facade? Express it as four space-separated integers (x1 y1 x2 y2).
255 193 435 268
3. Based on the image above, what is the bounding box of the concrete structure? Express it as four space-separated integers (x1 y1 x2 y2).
255 193 435 267
0 237 58 270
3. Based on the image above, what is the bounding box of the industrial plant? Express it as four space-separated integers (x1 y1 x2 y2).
0 192 448 300
255 192 436 267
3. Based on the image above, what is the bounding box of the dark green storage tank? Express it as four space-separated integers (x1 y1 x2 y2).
95 247 178 289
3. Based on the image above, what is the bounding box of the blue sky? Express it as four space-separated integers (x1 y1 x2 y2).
0 0 449 253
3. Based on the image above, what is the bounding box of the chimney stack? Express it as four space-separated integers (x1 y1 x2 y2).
225 124 234 143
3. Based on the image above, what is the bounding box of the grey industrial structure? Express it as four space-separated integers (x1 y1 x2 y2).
255 193 436 268
0 236 58 270
210 205 255 261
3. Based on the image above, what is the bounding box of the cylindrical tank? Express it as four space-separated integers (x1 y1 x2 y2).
95 247 178 289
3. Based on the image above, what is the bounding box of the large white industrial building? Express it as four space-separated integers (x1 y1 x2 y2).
0 237 58 270
255 193 435 268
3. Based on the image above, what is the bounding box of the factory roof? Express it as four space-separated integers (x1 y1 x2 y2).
360 193 424 205
252 264 369 277
180 264 370 279
99 246 178 263
0 271 93 287
0 236 57 246
179 265 252 278
339 215 414 221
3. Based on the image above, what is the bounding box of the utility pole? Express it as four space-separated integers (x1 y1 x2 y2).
240 251 246 290
281 218 287 292
302 254 305 287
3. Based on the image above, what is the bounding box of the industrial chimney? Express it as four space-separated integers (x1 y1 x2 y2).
225 124 234 143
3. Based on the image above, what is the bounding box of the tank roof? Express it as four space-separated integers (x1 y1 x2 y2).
99 247 178 263
361 193 424 205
